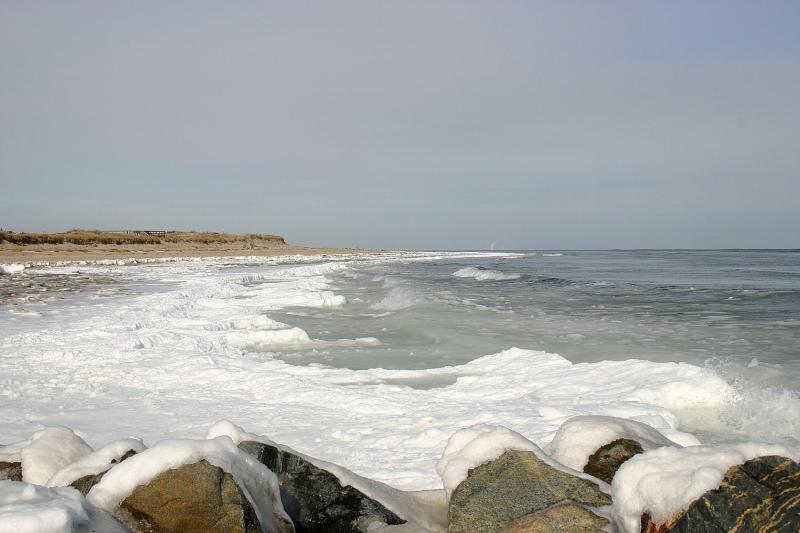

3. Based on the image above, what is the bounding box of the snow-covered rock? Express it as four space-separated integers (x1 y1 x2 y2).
612 442 800 533
46 438 145 490
438 425 611 533
546 415 682 472
0 428 93 485
87 436 293 532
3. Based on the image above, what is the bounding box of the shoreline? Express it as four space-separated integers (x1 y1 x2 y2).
0 242 374 266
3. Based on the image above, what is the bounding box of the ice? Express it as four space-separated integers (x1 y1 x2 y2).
0 481 127 533
0 251 788 496
452 267 520 281
436 424 608 502
0 428 92 485
208 420 447 532
612 442 800 533
546 416 684 471
46 438 146 488
87 436 291 532
0 264 25 275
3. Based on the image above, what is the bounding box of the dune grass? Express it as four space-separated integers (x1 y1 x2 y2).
0 229 286 246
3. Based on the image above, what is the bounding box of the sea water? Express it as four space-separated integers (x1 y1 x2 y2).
0 250 798 490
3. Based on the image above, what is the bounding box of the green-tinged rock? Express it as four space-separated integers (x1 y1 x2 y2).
640 455 800 533
239 440 404 533
0 461 22 481
584 438 644 484
448 449 611 533
119 459 288 533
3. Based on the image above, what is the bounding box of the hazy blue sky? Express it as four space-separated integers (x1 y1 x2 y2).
1 1 798 249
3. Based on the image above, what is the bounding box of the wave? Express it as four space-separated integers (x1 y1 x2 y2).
453 267 521 281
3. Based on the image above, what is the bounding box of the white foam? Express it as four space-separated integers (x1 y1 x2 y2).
371 287 421 311
453 267 521 281
0 263 25 275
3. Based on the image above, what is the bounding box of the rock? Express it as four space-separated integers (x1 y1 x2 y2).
583 438 643 484
448 449 611 533
640 455 800 533
239 440 404 533
506 503 610 532
70 449 139 496
118 459 272 533
0 461 22 481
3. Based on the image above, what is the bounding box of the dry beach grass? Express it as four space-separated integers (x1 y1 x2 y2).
0 229 368 264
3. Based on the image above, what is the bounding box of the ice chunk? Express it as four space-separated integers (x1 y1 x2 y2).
612 442 800 533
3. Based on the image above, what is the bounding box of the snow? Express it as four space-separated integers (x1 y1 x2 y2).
435 424 607 502
0 264 25 275
452 267 520 281
46 438 146 488
0 428 93 485
86 436 291 532
546 416 684 472
0 481 127 533
612 442 800 533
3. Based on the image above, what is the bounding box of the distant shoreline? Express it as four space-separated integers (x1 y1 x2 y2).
0 230 370 264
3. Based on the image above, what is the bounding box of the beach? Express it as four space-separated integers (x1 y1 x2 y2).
0 240 368 265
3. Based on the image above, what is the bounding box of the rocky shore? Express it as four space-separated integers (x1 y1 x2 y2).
1 418 797 533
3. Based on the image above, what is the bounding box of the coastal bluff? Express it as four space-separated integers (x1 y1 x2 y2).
1 418 797 533
0 229 366 264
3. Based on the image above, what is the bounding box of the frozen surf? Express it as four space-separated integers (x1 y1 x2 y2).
0 250 798 494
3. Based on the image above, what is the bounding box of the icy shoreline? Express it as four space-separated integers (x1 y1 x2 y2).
1 419 797 532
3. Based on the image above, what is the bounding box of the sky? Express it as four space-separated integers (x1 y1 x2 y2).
1 1 799 250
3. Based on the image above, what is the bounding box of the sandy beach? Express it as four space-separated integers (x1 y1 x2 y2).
0 241 370 265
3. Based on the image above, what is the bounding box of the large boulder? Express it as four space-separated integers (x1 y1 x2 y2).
87 437 294 533
239 440 404 533
448 449 612 533
640 455 800 533
118 459 262 533
584 438 643 484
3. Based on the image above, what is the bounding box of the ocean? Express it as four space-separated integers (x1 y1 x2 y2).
1 250 798 490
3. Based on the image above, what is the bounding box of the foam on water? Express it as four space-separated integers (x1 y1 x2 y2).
452 267 521 281
0 250 798 492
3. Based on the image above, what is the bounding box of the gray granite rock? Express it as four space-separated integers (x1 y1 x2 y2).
448 449 611 533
